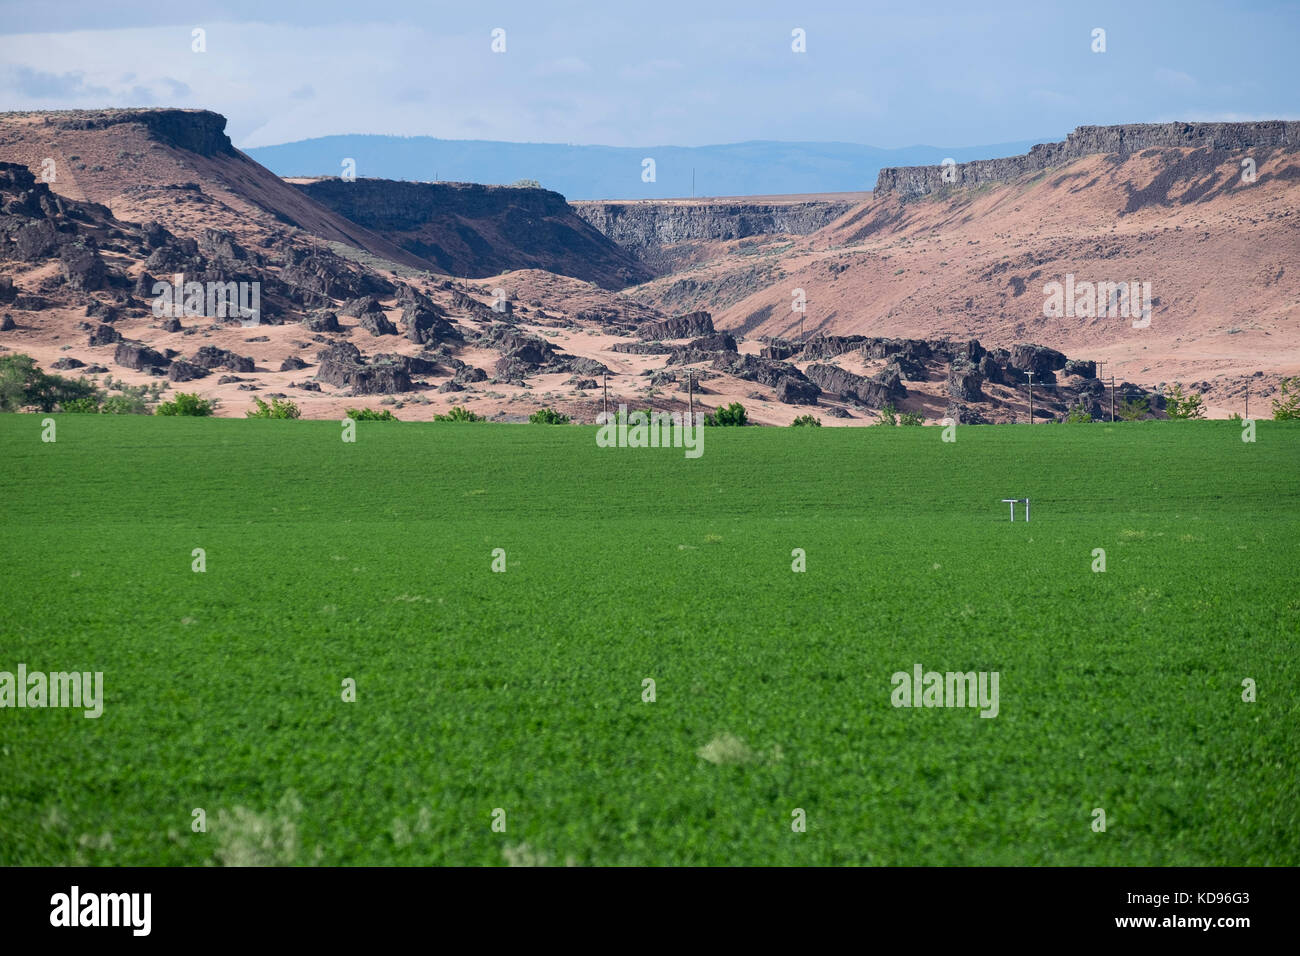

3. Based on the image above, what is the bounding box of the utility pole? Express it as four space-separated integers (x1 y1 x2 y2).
1110 375 1116 422
603 372 609 422
688 370 695 421
1245 387 1249 420
1026 371 1034 424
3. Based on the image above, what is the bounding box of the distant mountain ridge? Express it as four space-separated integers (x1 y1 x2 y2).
246 136 1051 201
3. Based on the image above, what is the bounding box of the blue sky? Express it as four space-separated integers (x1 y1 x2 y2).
0 0 1296 150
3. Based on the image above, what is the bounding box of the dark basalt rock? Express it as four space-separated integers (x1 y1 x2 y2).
191 345 255 372
776 376 821 405
358 310 398 336
167 359 210 382
637 311 714 340
114 340 167 370
302 310 340 333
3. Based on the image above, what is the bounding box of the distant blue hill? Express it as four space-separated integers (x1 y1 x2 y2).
245 136 1055 201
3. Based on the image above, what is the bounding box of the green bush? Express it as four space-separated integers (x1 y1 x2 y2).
877 403 898 426
1165 383 1205 420
246 398 301 419
156 393 218 417
510 178 542 189
1272 377 1300 421
704 402 747 426
529 407 571 425
434 405 485 423
0 354 99 412
346 407 399 421
1066 403 1094 423
898 411 924 426
60 396 101 413
790 414 821 427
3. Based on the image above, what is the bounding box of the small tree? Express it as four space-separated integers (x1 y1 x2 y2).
1118 396 1150 421
1065 403 1093 423
704 402 747 426
529 407 570 424
790 414 821 427
0 354 99 412
1272 376 1300 421
1165 382 1205 420
898 411 924 426
434 405 485 422
156 393 218 416
877 403 898 426
246 397 301 419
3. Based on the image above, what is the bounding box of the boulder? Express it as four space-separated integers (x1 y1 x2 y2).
114 340 167 371
191 345 255 372
167 359 210 382
302 310 340 333
776 376 821 405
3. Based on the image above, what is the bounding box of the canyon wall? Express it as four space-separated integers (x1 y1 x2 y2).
875 121 1300 197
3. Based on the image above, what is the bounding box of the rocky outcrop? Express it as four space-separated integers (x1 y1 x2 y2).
875 122 1300 197
315 342 413 395
946 363 984 402
53 108 237 158
573 199 854 274
637 311 714 340
191 345 255 373
804 362 906 407
293 178 653 290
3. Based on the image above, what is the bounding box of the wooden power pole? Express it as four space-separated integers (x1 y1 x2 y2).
1110 375 1116 422
1026 371 1034 424
602 372 609 421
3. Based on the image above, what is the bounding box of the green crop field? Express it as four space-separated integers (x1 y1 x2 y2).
1 415 1297 866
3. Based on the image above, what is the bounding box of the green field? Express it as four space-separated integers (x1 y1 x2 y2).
1 416 1297 865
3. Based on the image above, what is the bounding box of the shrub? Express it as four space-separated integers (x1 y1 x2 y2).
246 398 301 419
704 402 747 426
790 414 821 427
156 393 218 417
346 407 399 421
434 405 485 423
898 411 924 426
510 178 542 189
1118 397 1150 421
60 396 101 413
877 403 898 426
1066 403 1093 423
101 393 150 415
1165 383 1205 420
0 354 100 412
1272 377 1300 421
529 407 571 424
